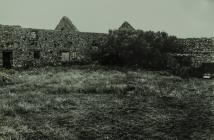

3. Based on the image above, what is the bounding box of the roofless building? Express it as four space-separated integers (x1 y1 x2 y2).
0 17 107 68
0 17 214 71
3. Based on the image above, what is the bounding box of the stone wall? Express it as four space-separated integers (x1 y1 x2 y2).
0 25 107 68
174 38 214 67
0 24 214 69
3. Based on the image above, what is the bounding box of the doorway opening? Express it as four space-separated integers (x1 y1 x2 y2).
3 51 13 68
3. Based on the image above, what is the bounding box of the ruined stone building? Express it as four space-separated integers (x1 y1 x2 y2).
0 16 107 68
0 16 214 69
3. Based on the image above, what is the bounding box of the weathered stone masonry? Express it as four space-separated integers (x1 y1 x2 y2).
175 38 214 68
0 17 214 70
0 24 107 68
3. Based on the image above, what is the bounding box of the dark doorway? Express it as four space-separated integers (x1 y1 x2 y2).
34 51 40 59
201 63 214 74
3 51 13 68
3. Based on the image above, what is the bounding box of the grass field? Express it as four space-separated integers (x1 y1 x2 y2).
0 66 214 140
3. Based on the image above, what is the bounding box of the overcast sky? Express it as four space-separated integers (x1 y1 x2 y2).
0 0 213 38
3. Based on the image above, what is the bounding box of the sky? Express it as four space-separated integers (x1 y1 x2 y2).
0 0 214 38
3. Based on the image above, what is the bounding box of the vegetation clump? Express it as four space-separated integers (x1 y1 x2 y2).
0 71 16 86
95 29 197 77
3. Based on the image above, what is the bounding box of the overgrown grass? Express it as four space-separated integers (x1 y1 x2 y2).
0 66 213 139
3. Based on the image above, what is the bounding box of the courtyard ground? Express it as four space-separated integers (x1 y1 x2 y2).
0 66 213 140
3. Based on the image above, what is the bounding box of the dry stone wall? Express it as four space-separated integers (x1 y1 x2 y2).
0 24 214 69
0 25 107 68
175 38 214 67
